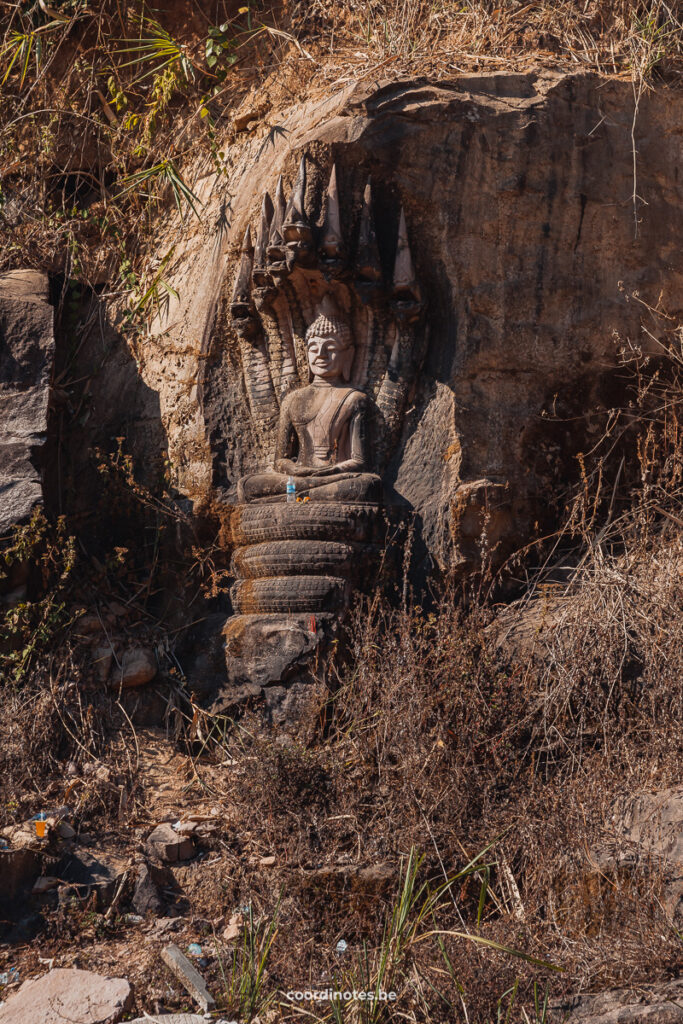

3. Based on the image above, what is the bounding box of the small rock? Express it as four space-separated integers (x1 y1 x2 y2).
32 876 60 894
146 824 195 864
222 912 243 941
259 854 276 866
56 821 76 840
111 648 157 689
132 861 169 916
74 613 102 636
0 967 133 1024
92 645 115 683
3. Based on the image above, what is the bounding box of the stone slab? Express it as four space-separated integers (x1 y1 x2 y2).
0 967 132 1024
161 943 215 1013
128 1016 207 1024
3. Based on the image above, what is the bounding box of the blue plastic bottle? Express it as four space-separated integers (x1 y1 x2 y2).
286 476 296 502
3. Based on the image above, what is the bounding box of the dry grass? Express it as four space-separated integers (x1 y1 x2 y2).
178 523 682 1021
0 0 297 295
293 0 683 78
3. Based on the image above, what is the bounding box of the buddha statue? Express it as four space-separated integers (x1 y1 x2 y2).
238 311 382 504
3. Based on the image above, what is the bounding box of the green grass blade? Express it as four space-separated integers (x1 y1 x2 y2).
416 930 563 971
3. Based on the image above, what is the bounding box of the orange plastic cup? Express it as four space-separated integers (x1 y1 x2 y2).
35 820 47 838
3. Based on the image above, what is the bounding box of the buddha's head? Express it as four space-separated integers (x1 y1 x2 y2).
305 312 354 383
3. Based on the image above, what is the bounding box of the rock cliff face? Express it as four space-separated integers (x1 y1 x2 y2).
0 271 54 536
114 71 683 574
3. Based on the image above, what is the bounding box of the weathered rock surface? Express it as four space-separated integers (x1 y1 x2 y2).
0 269 54 537
0 967 133 1024
207 612 335 716
551 976 683 1023
131 860 171 916
129 71 683 580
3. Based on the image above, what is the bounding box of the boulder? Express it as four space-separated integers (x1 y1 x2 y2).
0 269 54 537
0 967 133 1024
214 612 336 702
56 848 129 907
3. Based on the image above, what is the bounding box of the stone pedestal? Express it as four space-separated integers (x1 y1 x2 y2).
210 501 382 715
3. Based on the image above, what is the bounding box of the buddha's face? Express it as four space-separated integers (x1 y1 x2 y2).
307 334 353 382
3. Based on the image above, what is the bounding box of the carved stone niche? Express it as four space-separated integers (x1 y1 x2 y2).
217 155 424 708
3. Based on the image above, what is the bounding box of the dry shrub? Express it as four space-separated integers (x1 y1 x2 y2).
527 532 683 774
209 559 682 1020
